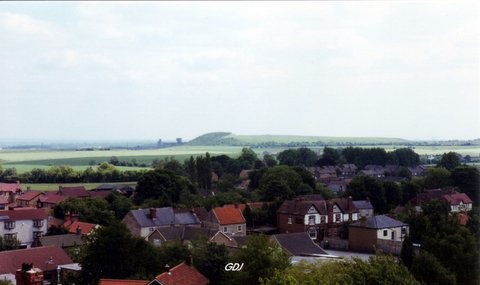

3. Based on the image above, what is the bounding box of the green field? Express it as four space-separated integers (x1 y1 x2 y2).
1 145 479 174
0 146 245 173
22 182 137 191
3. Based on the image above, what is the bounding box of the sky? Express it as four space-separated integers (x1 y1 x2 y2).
0 1 479 141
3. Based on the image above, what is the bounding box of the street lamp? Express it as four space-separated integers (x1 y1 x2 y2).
56 266 61 285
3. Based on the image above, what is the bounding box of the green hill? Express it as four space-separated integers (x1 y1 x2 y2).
187 132 410 147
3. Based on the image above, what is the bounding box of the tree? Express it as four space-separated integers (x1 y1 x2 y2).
317 147 341 166
437 152 461 171
190 237 229 285
411 251 456 285
346 176 387 213
78 222 162 284
238 148 258 169
277 148 318 167
424 167 452 189
263 154 277 167
258 166 302 201
229 235 290 285
135 169 196 206
0 235 20 251
54 197 116 226
389 148 420 167
451 165 479 205
105 192 132 220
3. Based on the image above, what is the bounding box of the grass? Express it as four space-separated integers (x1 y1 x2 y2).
22 182 137 191
1 145 479 174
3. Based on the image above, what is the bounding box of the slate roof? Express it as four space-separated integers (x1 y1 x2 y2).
277 199 328 215
39 234 84 248
99 279 148 285
212 207 246 225
350 215 407 229
0 209 48 221
152 226 217 241
129 208 200 228
353 200 374 210
272 233 328 256
0 246 73 274
155 262 209 285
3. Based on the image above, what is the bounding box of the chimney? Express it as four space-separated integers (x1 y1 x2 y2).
234 203 239 209
71 212 79 222
150 208 157 220
327 200 333 224
185 254 193 266
65 212 71 223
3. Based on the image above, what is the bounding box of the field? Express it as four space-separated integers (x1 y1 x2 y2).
1 145 479 174
22 182 137 191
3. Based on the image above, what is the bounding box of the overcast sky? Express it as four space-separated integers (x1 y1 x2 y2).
0 1 478 141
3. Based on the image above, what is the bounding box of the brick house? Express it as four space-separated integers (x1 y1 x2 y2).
277 196 359 242
0 209 48 247
204 207 246 237
411 188 473 213
0 182 22 204
349 215 408 255
16 191 44 208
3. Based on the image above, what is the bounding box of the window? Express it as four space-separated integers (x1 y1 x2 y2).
401 226 407 236
288 216 292 225
383 230 388 237
320 216 326 224
308 228 317 239
4 221 15 230
4 233 17 240
295 217 303 224
223 226 228 233
335 214 341 223
237 225 242 232
391 231 395 240
33 220 44 228
153 239 162 247
33 231 43 238
308 215 315 225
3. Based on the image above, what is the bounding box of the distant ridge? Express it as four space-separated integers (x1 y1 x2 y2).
187 132 411 147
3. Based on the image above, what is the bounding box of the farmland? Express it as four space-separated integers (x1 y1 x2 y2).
1 144 479 174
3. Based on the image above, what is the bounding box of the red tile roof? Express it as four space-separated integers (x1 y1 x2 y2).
223 203 247 213
59 186 90 198
156 262 209 285
0 246 73 274
99 279 148 285
213 207 245 225
16 191 44 201
66 221 97 235
443 192 473 205
0 209 48 221
0 182 21 193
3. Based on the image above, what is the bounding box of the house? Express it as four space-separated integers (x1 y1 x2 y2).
272 232 329 257
38 186 91 208
407 165 427 176
358 169 385 178
16 190 44 207
349 215 408 255
204 207 246 237
122 207 201 238
352 200 374 218
340 164 357 176
38 233 84 248
155 262 209 285
0 246 74 283
410 188 473 213
277 196 359 241
65 221 99 236
146 226 218 247
0 196 9 210
0 209 48 248
0 182 22 204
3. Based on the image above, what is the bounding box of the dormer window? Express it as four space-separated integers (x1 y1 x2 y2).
308 215 315 225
